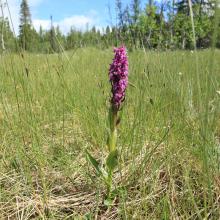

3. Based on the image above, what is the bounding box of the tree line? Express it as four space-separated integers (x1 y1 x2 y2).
0 0 220 53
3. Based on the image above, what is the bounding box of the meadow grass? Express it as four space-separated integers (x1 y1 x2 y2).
0 48 220 219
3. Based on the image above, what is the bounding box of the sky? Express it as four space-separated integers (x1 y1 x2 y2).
2 0 142 35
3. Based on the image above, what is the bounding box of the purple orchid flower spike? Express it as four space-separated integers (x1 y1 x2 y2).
109 46 129 111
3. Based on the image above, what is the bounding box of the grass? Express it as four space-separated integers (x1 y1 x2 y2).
0 48 220 219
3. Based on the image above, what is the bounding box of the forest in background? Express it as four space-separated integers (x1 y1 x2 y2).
0 0 220 53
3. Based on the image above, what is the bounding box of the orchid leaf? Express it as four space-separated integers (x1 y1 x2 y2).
86 150 102 176
106 150 118 171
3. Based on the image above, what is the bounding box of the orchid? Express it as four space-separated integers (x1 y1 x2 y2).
86 46 129 199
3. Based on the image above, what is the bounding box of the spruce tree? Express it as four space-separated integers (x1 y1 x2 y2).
19 0 33 50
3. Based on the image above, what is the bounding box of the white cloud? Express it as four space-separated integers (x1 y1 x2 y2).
32 19 51 30
33 15 96 34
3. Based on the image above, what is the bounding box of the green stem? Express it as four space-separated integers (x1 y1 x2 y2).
109 128 117 152
106 106 119 197
108 106 118 152
107 170 113 198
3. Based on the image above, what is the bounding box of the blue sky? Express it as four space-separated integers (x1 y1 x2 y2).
5 0 146 34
